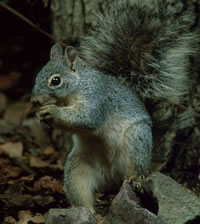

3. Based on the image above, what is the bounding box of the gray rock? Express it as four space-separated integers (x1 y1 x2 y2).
147 172 200 224
104 180 161 224
45 207 98 224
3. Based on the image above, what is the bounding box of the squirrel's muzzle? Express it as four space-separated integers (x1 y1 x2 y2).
30 95 57 107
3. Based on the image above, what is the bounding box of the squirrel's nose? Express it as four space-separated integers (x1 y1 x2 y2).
30 95 57 106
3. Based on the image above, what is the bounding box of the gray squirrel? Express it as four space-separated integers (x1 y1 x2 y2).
31 0 196 213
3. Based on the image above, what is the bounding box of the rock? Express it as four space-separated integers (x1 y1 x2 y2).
104 180 161 224
147 172 200 224
45 208 98 224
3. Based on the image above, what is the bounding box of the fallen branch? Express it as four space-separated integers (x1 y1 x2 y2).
0 2 67 48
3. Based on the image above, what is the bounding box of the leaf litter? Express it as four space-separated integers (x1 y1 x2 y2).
0 91 68 224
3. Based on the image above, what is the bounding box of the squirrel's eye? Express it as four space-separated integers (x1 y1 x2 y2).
48 74 63 88
51 76 61 86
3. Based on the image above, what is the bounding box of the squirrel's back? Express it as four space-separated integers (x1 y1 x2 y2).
80 0 196 168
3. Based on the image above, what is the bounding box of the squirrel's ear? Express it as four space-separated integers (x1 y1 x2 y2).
50 44 63 59
64 46 77 72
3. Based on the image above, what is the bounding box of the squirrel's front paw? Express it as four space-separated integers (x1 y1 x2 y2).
37 104 58 121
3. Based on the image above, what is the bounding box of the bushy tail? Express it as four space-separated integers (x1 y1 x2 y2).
80 0 196 104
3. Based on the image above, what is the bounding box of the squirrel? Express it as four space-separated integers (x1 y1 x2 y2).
31 0 196 213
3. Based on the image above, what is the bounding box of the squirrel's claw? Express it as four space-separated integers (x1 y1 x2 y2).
37 104 58 121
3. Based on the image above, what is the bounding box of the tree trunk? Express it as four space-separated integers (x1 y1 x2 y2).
51 0 200 43
50 0 113 44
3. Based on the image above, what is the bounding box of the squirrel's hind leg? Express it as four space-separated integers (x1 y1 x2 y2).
125 121 152 178
64 151 99 213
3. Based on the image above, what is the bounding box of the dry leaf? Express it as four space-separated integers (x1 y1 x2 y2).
55 159 64 170
34 176 63 193
29 213 44 223
30 195 54 206
43 145 55 155
0 142 23 158
18 210 32 220
95 214 104 224
3 216 17 224
0 119 14 135
29 156 49 168
0 194 32 207
1 165 21 178
20 175 34 182
0 72 21 91
0 92 7 113
17 210 44 224
4 102 30 125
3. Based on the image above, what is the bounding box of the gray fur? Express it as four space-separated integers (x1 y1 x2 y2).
80 0 197 166
80 0 195 102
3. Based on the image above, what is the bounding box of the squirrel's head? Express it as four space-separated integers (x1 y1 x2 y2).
31 44 81 106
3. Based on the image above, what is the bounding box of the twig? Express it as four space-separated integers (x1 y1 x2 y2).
0 194 32 200
0 2 67 48
176 104 200 118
